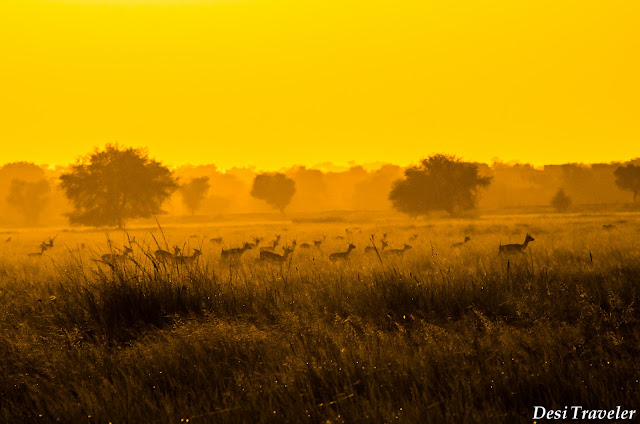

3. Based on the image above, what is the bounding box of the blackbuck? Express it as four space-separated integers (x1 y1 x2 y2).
365 239 388 254
382 244 412 257
28 245 46 257
172 249 202 265
101 247 133 264
452 236 471 247
314 236 327 248
41 235 57 251
259 245 295 264
155 249 175 262
498 234 535 255
222 242 252 259
329 244 356 262
260 235 281 252
248 237 262 248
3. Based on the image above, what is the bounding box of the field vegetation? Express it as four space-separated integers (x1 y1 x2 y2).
1 212 639 422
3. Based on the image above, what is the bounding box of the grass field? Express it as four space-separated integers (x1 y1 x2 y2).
1 212 639 423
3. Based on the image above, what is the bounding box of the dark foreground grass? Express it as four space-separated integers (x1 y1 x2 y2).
1 251 639 423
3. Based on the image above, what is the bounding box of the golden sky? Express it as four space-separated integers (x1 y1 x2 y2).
1 0 639 170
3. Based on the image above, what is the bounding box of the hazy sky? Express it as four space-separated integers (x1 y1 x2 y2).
1 0 639 170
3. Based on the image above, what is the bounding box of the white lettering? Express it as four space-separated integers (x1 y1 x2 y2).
572 406 581 419
532 406 546 420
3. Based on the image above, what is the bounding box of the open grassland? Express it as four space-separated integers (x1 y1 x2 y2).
1 212 640 423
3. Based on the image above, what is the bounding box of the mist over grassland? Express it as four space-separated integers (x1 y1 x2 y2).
0 159 638 228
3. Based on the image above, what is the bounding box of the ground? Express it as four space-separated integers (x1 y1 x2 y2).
0 211 639 423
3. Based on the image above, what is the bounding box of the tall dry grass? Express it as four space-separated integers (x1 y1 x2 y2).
0 213 639 422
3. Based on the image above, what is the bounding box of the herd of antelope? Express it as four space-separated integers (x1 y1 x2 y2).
15 229 541 267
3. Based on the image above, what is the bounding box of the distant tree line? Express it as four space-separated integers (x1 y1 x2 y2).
1 145 638 227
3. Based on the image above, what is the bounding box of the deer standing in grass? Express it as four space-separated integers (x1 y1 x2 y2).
260 235 281 252
314 236 327 248
101 247 133 264
155 249 175 262
259 245 295 264
248 237 262 248
383 244 412 257
329 244 356 262
221 242 252 259
365 239 388 254
41 235 57 251
172 249 202 265
498 234 534 255
28 245 46 257
452 236 471 248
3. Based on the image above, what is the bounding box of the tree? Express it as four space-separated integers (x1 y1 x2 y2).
550 188 572 212
250 173 296 212
614 163 640 203
59 145 178 227
180 177 210 215
389 154 492 216
6 179 51 224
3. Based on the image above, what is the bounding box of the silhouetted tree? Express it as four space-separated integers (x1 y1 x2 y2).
614 163 640 203
60 145 178 227
550 188 572 212
250 173 296 212
180 177 210 215
6 179 51 224
389 154 491 216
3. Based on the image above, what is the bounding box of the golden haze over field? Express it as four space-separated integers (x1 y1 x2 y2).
2 2 640 423
1 0 639 169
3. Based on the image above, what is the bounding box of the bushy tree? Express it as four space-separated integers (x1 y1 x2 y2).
60 145 178 227
389 154 491 216
179 177 210 215
250 173 296 212
550 188 572 212
6 179 51 224
614 163 640 203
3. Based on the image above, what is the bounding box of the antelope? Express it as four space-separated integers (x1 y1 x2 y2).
42 235 57 251
383 244 412 257
602 224 616 230
155 249 175 262
221 242 252 259
365 239 388 254
409 234 419 241
210 237 224 244
498 234 534 255
452 236 471 247
259 235 281 252
101 247 133 264
329 244 356 262
248 237 262 248
5 237 11 243
313 236 327 248
172 249 202 265
259 245 294 264
28 245 46 257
